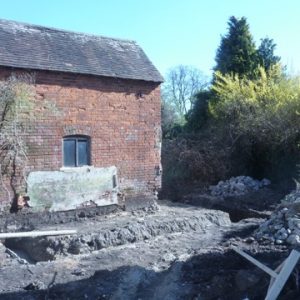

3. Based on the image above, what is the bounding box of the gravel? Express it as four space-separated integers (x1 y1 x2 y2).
209 176 271 198
255 188 300 246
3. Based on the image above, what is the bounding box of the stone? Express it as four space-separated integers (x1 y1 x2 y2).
209 176 271 198
275 228 288 240
286 234 300 245
278 227 287 234
255 189 300 245
288 219 296 229
275 239 284 244
68 239 83 255
162 253 176 262
274 224 283 230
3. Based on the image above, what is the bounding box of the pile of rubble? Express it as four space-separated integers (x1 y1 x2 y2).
255 188 300 245
209 176 271 198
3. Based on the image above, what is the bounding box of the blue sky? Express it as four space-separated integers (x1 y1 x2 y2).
1 0 299 77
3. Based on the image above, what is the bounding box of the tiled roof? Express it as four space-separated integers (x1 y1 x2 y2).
0 19 163 82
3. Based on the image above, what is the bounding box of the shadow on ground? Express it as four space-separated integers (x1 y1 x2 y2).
2 248 298 300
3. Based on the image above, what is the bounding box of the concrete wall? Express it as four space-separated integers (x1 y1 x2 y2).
27 166 118 212
0 67 162 208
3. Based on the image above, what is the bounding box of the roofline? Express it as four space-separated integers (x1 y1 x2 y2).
0 18 164 83
0 18 137 44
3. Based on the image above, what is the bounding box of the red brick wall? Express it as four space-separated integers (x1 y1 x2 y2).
0 67 162 207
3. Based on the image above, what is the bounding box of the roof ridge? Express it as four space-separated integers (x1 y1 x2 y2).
0 18 137 44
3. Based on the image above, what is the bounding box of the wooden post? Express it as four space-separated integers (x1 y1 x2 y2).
265 250 300 300
231 246 300 300
231 246 278 278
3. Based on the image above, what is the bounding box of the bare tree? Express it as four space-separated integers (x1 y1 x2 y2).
162 65 208 120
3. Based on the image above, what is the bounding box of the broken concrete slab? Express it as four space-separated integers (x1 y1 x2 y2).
27 166 118 212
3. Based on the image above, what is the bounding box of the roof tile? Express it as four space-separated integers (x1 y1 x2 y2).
0 19 163 82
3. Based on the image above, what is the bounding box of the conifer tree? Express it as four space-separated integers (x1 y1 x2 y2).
215 16 258 77
257 37 281 71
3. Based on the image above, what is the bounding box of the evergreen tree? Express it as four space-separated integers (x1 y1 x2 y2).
215 16 258 77
257 37 281 71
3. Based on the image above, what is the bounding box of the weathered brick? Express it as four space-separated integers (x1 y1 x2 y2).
0 67 162 207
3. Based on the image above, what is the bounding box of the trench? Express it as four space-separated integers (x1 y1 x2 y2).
2 206 265 264
225 207 270 222
2 208 231 263
184 201 270 223
2 203 297 299
1 203 267 266
3 240 37 264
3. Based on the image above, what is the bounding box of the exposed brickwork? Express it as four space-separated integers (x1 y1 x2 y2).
0 67 161 207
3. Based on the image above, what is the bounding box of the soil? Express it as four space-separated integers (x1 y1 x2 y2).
0 187 299 300
182 186 288 222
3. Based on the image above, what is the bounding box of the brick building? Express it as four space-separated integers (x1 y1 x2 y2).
0 19 163 211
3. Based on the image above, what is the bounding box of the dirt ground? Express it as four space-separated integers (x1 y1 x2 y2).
0 190 299 299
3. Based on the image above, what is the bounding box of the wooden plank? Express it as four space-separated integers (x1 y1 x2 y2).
268 261 284 292
231 246 278 278
0 229 77 239
265 250 300 300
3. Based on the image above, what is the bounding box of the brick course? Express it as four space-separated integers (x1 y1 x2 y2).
0 67 161 207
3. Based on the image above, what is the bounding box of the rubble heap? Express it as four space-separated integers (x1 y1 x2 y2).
209 176 271 198
255 188 300 245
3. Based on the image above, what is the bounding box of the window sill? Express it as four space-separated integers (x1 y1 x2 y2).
60 166 94 173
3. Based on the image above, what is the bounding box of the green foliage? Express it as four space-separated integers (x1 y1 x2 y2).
161 17 294 196
186 90 212 130
161 100 184 139
215 16 258 77
210 65 300 143
257 38 281 71
209 65 300 179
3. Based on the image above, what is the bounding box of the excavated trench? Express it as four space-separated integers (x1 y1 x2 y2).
2 201 232 263
220 205 270 222
182 187 284 223
2 197 297 299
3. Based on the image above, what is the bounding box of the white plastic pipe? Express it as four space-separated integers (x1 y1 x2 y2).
0 229 77 239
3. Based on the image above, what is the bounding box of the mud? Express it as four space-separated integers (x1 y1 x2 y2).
4 201 230 261
0 199 299 299
183 187 287 222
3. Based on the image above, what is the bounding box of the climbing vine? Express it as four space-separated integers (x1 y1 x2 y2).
0 73 36 201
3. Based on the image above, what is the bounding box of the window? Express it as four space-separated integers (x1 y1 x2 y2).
63 135 90 167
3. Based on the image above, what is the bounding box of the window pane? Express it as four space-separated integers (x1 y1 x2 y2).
63 139 76 167
78 140 88 166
